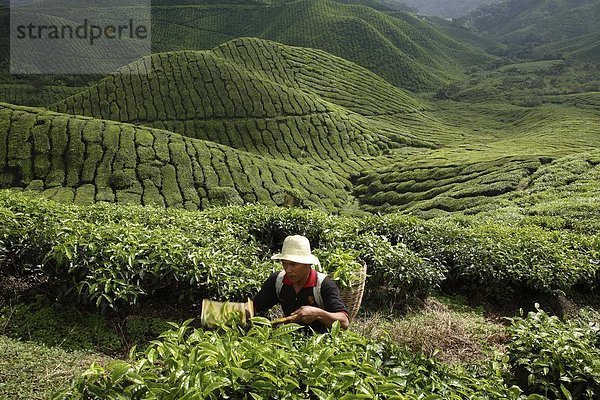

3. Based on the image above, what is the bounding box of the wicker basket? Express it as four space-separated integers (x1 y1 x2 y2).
339 261 367 321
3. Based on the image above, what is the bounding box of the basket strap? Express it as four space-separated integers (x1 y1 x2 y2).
313 272 327 309
275 270 285 298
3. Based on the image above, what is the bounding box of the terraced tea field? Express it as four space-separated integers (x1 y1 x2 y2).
51 37 435 170
352 100 600 215
1 38 453 211
2 37 600 215
0 103 352 210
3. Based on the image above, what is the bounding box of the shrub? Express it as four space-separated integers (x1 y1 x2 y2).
0 191 269 310
351 233 445 306
361 213 599 299
56 319 520 400
505 307 600 399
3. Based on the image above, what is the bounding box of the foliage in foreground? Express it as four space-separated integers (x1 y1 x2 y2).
56 319 520 400
506 308 600 399
53 309 600 400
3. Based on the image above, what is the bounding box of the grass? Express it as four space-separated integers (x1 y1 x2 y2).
352 297 507 364
0 335 110 400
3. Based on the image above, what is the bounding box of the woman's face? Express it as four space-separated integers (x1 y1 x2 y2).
281 260 311 284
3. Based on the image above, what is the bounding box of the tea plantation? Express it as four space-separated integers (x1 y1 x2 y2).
0 103 354 210
2 0 600 398
51 37 434 167
2 189 600 398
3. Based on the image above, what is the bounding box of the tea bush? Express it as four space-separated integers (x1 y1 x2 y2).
2 190 599 311
0 191 271 309
362 213 599 299
505 308 600 399
350 233 445 305
56 319 521 400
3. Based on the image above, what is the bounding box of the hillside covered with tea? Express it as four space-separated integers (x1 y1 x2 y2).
2 0 600 399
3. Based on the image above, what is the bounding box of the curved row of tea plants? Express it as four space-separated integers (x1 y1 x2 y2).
54 37 427 120
0 103 351 211
351 102 600 215
352 155 544 214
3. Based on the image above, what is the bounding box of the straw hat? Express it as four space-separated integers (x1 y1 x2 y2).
271 235 320 265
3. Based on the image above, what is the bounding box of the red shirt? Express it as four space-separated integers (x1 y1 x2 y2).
282 268 318 288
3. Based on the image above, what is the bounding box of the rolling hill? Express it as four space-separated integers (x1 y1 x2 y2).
0 0 491 110
51 37 442 180
4 36 599 215
1 38 450 212
150 0 490 91
459 0 600 51
351 101 600 215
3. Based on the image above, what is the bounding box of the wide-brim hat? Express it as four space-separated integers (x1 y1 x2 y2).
271 235 320 265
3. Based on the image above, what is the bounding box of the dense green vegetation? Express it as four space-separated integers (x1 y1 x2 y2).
436 59 600 106
0 191 438 310
0 102 357 210
51 37 433 165
150 0 489 91
459 0 600 57
505 308 600 398
55 319 521 399
0 0 488 94
2 190 598 311
2 0 600 398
